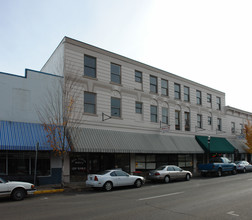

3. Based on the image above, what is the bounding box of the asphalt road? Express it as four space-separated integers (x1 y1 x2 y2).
1 173 252 220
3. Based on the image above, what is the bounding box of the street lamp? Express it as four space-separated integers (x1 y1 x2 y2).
208 136 211 160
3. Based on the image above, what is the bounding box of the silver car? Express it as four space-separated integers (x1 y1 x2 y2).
235 161 252 173
86 169 145 191
147 165 192 183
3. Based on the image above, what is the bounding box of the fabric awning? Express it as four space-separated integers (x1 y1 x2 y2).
69 128 204 154
226 138 249 153
195 136 236 154
0 121 54 151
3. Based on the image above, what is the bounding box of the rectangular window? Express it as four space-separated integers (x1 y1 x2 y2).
162 107 168 124
111 63 121 84
231 122 235 134
174 83 181 99
217 118 222 131
240 124 244 135
208 116 212 125
184 86 190 102
184 112 190 131
196 90 202 105
175 110 180 130
84 92 96 114
217 97 221 110
135 102 142 114
135 70 142 83
207 94 212 104
111 97 121 117
150 105 158 122
84 55 96 78
161 79 168 96
197 114 202 128
150 75 158 93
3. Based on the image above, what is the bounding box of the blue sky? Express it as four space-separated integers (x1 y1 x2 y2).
1 0 252 112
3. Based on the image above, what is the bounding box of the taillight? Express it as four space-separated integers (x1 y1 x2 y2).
155 172 160 176
94 176 98 181
31 185 35 189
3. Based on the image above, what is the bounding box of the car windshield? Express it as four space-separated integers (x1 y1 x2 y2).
156 166 166 170
235 161 242 164
0 177 7 183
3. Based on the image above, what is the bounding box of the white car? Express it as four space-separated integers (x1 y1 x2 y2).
235 161 252 173
86 169 145 191
0 177 36 201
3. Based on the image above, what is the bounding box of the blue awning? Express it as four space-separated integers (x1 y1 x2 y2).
0 121 54 151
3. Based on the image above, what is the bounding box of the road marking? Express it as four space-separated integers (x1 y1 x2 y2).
247 178 252 181
227 211 239 217
138 191 184 201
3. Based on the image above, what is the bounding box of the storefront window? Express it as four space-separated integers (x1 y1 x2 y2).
178 155 193 168
136 154 156 170
0 152 6 175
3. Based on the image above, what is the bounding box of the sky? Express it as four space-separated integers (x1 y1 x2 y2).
1 0 252 112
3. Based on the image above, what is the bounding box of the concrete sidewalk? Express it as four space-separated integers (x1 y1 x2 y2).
34 182 86 195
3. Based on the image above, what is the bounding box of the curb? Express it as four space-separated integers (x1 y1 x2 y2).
34 189 64 195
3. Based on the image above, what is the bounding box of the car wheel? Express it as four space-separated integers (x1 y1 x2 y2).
185 173 191 181
11 188 25 201
103 181 113 191
232 168 237 175
217 168 222 177
134 179 142 188
164 175 170 183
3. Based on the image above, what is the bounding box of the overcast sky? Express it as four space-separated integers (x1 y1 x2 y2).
1 0 252 112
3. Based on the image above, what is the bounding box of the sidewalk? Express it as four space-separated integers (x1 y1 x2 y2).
34 182 87 195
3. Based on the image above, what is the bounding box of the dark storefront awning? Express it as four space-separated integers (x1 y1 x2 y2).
70 128 204 154
0 121 53 151
195 136 236 154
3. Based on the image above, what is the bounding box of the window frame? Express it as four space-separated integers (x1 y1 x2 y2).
150 75 158 93
197 114 202 128
174 83 181 100
111 63 121 84
216 97 221 110
84 55 96 78
135 102 143 114
175 110 180 130
111 97 121 118
184 86 190 102
161 79 168 96
162 107 169 124
84 92 96 114
150 105 158 123
196 90 202 105
184 111 190 131
135 70 142 83
217 118 222 131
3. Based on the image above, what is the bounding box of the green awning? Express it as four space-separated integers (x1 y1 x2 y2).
195 136 235 154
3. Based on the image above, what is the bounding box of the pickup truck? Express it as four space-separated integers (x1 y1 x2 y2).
198 157 237 177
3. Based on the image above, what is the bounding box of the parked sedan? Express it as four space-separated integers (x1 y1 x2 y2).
0 177 36 201
86 169 145 191
147 165 192 183
235 161 252 173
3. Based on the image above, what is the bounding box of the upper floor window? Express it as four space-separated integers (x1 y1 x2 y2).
84 92 96 114
184 86 190 102
175 110 180 130
208 116 212 125
207 94 212 104
150 105 158 122
135 70 142 83
135 102 143 114
84 55 96 78
174 83 181 100
231 122 235 134
111 63 121 84
196 90 202 105
150 75 158 93
161 79 168 96
216 97 221 110
217 118 222 131
197 114 202 128
184 112 190 131
162 107 168 124
111 97 121 117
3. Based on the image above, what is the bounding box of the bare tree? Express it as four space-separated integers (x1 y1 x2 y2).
37 63 83 188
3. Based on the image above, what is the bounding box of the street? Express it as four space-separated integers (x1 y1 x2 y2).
1 173 252 220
